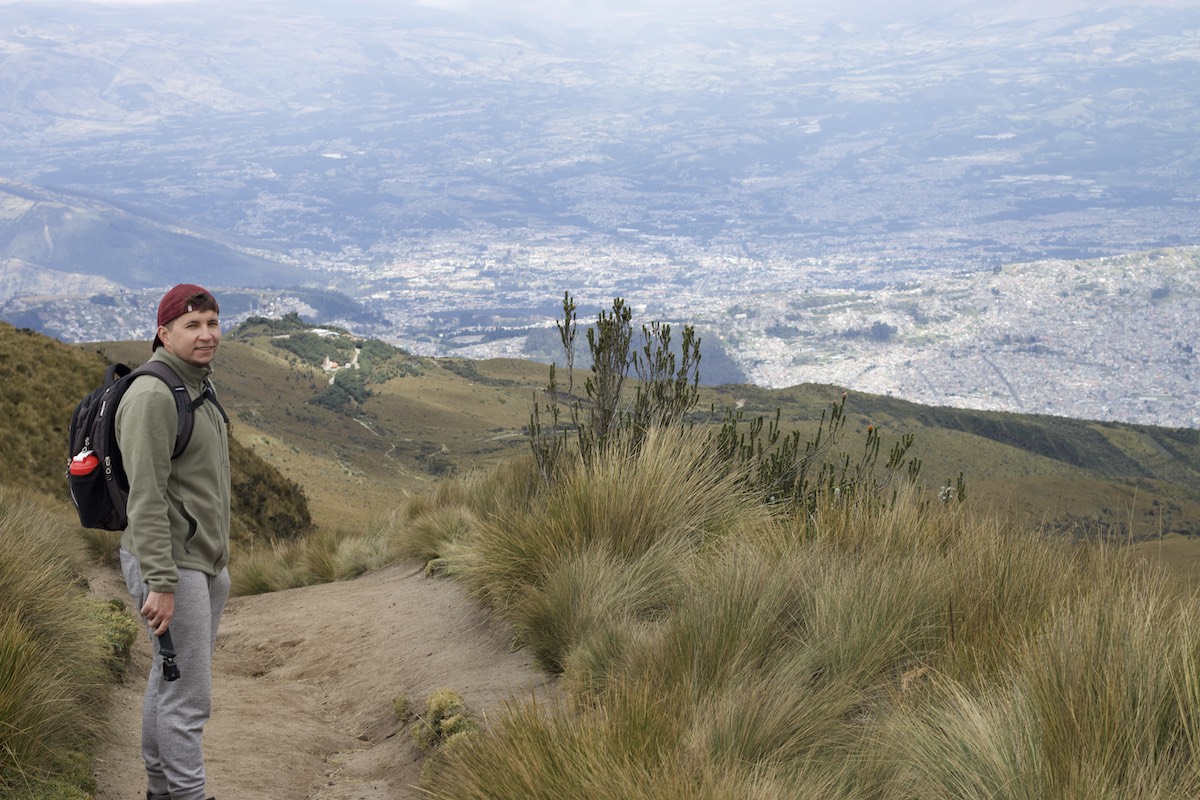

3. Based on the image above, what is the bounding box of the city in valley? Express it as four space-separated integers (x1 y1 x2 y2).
1 1 1198 428
12 230 1198 430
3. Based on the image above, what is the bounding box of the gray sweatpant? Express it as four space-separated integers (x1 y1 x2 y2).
121 548 230 800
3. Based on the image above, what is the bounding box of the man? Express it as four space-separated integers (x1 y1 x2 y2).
118 283 231 800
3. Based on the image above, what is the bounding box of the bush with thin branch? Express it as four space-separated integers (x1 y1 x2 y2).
529 293 704 478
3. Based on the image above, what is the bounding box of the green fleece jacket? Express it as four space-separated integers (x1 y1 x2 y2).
116 349 231 593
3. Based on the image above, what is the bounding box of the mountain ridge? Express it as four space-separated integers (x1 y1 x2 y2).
4 317 1194 542
0 179 312 292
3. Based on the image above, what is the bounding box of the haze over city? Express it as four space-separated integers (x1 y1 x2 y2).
1 0 1197 426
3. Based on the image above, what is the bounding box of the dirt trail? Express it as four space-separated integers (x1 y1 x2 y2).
89 561 551 800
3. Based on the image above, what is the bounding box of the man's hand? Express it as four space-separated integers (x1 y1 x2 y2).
141 591 175 636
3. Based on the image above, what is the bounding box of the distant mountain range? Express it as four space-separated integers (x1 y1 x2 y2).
0 180 311 291
1 0 1198 425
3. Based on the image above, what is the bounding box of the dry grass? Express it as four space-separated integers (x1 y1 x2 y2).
92 332 1200 546
229 518 401 596
394 427 1200 799
0 488 116 796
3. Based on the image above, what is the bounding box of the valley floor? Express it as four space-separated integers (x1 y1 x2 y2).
88 561 551 800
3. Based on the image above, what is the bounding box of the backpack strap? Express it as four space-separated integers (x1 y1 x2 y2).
194 379 230 425
130 361 226 460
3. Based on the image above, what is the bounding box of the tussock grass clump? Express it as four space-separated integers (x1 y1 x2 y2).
406 424 1200 799
512 537 690 676
0 488 115 796
396 505 479 565
392 693 412 722
453 455 546 522
229 515 403 596
415 687 486 789
413 688 480 752
463 429 765 639
421 689 691 800
298 525 392 583
90 598 139 679
877 566 1200 798
77 527 121 568
229 540 306 595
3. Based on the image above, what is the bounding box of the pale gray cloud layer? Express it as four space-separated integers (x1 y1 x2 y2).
6 0 1200 13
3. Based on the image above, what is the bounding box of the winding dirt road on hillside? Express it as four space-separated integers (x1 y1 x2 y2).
88 561 551 800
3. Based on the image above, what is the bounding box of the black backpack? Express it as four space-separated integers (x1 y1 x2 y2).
67 360 228 531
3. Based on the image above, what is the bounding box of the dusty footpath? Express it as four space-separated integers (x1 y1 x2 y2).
88 561 551 800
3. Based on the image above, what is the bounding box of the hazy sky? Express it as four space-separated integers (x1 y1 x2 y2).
3 0 1200 43
3 0 1200 40
6 0 1200 12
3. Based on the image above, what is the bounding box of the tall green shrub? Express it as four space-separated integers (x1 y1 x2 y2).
529 293 703 478
710 392 921 512
527 294 921 511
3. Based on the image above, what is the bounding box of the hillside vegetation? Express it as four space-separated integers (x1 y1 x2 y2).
392 427 1200 799
383 314 1200 796
7 314 1200 558
91 313 1200 547
0 321 313 549
4 310 1200 798
0 488 135 798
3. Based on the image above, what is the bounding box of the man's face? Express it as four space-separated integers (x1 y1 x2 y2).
159 309 221 367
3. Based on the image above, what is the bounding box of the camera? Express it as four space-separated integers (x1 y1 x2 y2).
158 629 181 682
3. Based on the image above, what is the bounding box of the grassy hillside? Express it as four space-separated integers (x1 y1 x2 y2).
393 427 1200 799
758 386 1200 541
0 487 134 798
6 316 1200 797
96 323 541 529
0 321 311 544
8 315 1200 544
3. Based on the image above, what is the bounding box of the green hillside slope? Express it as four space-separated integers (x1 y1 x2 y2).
702 381 1200 536
7 318 1199 543
0 321 311 543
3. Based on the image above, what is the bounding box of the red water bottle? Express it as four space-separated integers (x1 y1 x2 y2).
69 450 99 476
